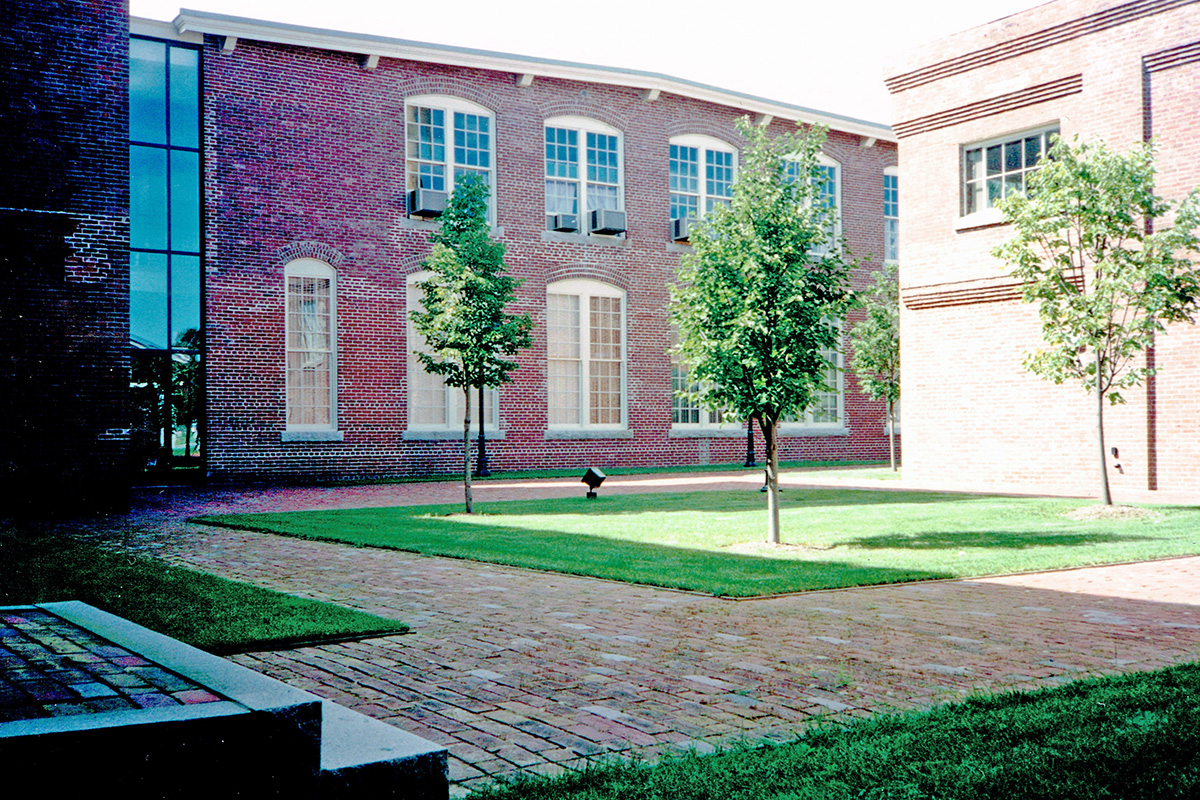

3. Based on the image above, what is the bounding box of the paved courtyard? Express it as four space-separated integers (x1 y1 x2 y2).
63 471 1200 796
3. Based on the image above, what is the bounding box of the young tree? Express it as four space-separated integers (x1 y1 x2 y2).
410 176 533 513
672 117 855 544
848 261 900 471
993 137 1200 504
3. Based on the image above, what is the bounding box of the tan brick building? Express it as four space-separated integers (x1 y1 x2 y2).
887 0 1200 498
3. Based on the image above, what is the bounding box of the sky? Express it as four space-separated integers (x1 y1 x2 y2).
130 0 1048 125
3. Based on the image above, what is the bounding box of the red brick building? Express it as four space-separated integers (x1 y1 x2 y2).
887 0 1200 498
1 0 130 513
130 10 899 482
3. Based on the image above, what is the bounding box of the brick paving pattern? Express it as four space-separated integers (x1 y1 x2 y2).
48 471 1200 796
0 609 223 722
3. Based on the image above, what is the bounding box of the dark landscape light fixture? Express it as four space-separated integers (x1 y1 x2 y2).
581 467 606 499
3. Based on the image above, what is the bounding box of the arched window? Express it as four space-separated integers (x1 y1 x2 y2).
669 134 737 221
884 166 899 263
405 95 495 220
546 279 625 428
284 258 337 433
785 153 842 255
406 271 498 432
544 116 624 234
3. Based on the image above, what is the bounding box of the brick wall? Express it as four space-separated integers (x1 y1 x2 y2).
0 0 130 513
201 34 899 481
888 0 1200 498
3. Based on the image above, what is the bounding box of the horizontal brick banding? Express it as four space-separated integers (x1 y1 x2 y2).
1144 38 1200 71
892 75 1082 138
886 0 1198 93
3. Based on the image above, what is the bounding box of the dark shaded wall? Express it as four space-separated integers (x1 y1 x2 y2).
0 1 130 513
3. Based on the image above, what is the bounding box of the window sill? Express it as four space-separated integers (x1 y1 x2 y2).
666 241 693 254
776 425 848 438
954 208 1006 232
403 429 505 441
668 427 744 438
398 217 505 238
540 230 629 248
281 430 345 443
544 428 634 440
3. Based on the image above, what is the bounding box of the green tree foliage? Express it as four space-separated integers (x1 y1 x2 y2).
848 262 900 471
993 137 1200 504
410 176 533 512
671 117 855 543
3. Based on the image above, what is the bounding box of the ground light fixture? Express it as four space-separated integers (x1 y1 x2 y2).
581 467 606 499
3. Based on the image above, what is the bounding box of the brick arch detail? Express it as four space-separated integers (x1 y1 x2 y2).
276 241 346 269
665 118 745 147
538 100 627 132
545 263 632 294
399 252 431 276
393 77 505 114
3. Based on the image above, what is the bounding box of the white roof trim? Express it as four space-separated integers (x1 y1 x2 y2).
130 16 203 43
167 9 895 142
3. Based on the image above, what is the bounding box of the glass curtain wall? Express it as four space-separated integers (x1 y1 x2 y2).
129 37 203 476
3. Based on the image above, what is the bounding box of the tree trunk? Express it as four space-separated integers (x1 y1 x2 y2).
475 384 491 477
887 399 896 472
761 416 781 544
1096 351 1112 506
463 386 474 514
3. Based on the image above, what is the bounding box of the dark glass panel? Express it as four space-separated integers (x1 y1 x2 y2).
986 145 1002 175
1025 135 1042 167
130 145 168 250
168 47 200 149
171 255 201 348
130 251 169 349
129 39 167 144
1005 141 1022 171
170 150 201 253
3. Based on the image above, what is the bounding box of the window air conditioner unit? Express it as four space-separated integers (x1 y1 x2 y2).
590 209 626 235
551 213 579 232
671 217 694 242
407 188 447 218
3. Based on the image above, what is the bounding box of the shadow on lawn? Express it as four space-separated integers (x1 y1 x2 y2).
195 512 953 597
460 489 978 516
845 529 1155 550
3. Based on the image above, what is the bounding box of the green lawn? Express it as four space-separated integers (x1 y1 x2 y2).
195 488 1200 597
468 662 1200 800
0 530 407 653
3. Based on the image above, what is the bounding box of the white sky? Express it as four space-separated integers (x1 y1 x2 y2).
130 0 1047 125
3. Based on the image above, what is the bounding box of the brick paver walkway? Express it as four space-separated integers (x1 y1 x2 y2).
51 471 1200 796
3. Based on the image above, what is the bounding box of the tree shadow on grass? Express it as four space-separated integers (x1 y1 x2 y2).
195 512 952 597
844 529 1155 550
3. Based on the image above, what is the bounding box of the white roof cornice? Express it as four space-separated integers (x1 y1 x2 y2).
168 9 894 142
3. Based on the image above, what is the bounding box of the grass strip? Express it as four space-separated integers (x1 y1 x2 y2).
0 530 407 654
471 662 1200 800
196 489 1200 597
312 460 890 486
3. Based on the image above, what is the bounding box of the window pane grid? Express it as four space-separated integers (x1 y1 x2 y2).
453 112 490 169
286 276 333 427
963 128 1056 214
884 173 899 262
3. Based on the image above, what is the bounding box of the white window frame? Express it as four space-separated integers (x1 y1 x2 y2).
544 116 624 234
406 271 499 433
961 124 1057 221
546 279 626 430
785 153 841 255
670 327 734 431
284 258 337 433
405 94 496 222
669 134 737 222
779 321 844 432
884 167 898 264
